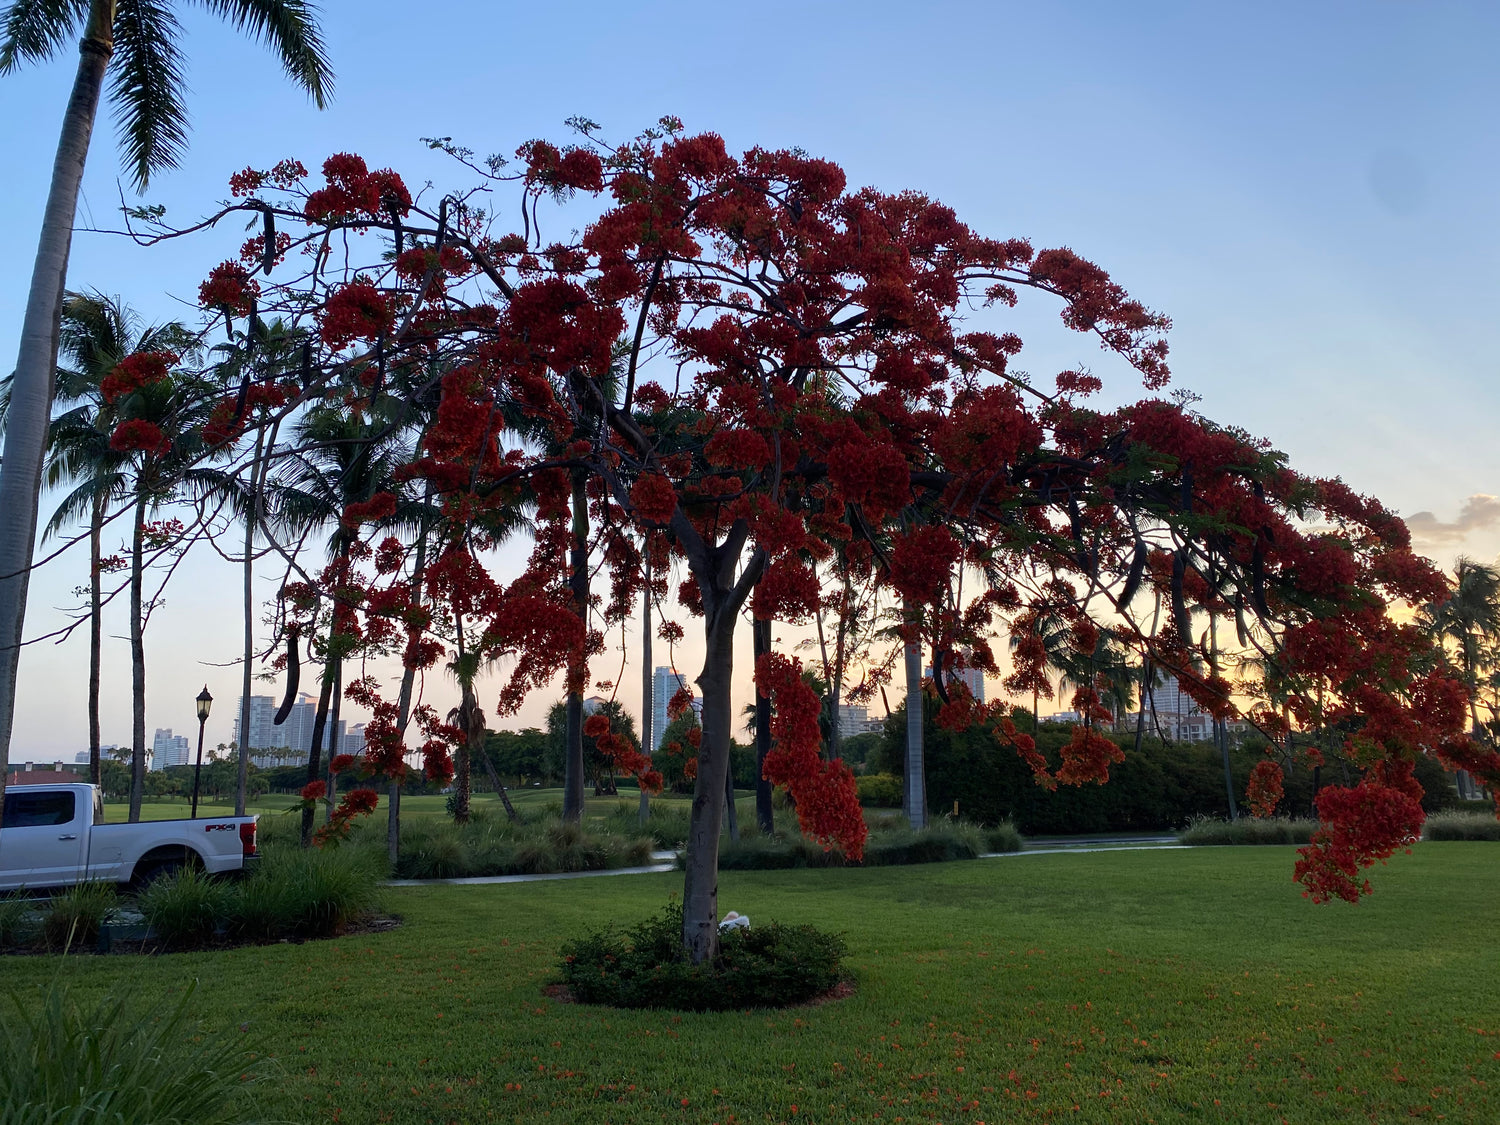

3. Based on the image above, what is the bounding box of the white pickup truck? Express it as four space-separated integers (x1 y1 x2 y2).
0 783 258 891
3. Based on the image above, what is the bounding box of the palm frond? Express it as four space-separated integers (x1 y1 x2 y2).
109 0 189 189
0 0 87 73
194 0 332 106
42 469 127 543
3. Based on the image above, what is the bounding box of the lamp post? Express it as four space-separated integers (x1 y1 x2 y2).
190 685 213 818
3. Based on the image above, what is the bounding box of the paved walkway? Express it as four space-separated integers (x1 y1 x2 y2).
383 841 1189 887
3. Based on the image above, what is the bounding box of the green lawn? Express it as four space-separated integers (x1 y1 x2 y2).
8 844 1498 1123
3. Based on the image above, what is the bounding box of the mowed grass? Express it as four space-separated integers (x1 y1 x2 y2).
8 845 1499 1124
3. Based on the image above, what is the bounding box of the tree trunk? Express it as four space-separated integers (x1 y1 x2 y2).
562 469 588 823
0 21 113 812
235 425 265 816
475 721 518 822
323 657 342 822
903 604 926 830
299 653 336 848
681 614 736 963
639 552 652 827
127 497 147 822
390 482 434 866
88 491 103 787
753 616 773 835
724 750 739 841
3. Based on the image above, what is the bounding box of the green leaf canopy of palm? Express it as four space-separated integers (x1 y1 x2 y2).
0 0 333 188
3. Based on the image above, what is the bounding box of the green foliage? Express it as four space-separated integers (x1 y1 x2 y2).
234 846 380 939
856 772 902 807
138 866 237 947
1179 815 1319 846
0 981 263 1125
392 815 653 879
485 726 552 784
601 799 691 847
0 892 36 946
713 820 997 869
871 699 1468 833
984 822 1024 852
558 900 846 1010
545 699 643 794
41 881 116 951
653 710 702 793
1423 811 1500 841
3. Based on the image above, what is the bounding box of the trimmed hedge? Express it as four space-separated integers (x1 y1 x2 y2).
856 773 902 808
1178 816 1318 846
1424 811 1500 841
708 821 1014 870
558 901 846 1010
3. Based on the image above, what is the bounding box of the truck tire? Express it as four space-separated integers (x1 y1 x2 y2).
129 849 202 890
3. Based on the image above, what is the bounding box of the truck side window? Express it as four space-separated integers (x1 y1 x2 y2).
2 790 76 827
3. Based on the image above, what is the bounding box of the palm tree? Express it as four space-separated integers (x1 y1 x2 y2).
1421 557 1500 798
37 293 193 789
268 400 416 846
0 0 333 795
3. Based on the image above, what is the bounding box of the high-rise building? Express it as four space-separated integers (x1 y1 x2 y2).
342 724 366 756
1129 672 1212 741
650 666 689 752
236 695 282 766
924 659 985 703
151 728 191 769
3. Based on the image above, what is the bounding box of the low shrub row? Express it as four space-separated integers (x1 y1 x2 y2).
1423 811 1500 841
558 901 847 1010
1178 816 1319 846
0 847 382 953
705 820 1022 871
391 818 654 879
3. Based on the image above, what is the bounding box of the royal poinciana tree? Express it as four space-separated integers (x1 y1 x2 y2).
126 119 1497 962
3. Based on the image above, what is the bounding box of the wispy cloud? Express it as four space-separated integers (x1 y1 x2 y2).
1405 494 1500 545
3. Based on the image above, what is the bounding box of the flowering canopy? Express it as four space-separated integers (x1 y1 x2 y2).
155 121 1497 943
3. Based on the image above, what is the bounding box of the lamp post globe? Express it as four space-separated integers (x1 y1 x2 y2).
190 685 213 817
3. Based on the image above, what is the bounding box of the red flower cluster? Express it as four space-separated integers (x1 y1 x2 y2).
1247 760 1284 819
341 491 399 528
1294 761 1426 903
315 787 381 847
198 261 260 316
755 652 866 860
229 158 307 196
885 526 961 603
304 153 411 221
101 351 175 405
630 472 678 524
108 419 170 456
319 282 395 349
519 140 604 193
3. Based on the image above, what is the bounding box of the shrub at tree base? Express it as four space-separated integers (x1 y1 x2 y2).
0 981 261 1125
1179 816 1319 846
559 902 846 1011
1423 811 1500 841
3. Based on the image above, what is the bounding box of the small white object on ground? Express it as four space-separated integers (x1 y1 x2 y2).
719 910 750 931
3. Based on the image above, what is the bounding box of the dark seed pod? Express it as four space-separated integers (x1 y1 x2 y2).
932 649 950 705
261 208 276 275
1171 548 1193 641
390 203 403 257
1251 538 1272 618
273 631 300 725
1118 537 1147 609
230 372 250 429
300 340 314 389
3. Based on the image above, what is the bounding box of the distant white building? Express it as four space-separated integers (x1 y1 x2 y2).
342 723 366 756
650 666 690 752
1125 672 1246 743
151 728 191 769
835 704 885 740
925 658 985 703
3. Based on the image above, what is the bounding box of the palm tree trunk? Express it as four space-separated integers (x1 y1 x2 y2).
323 657 342 822
300 657 336 848
903 601 926 830
639 552 652 827
753 616 773 835
88 492 103 787
0 16 114 803
389 482 434 865
562 469 588 823
235 425 266 815
127 496 147 822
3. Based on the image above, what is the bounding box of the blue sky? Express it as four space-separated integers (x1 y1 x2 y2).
1 1 1496 755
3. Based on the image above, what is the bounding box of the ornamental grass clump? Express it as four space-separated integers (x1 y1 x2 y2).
1179 815 1319 846
0 981 264 1125
41 881 116 952
233 846 380 939
559 901 847 1011
0 892 37 947
602 799 692 847
392 816 652 879
138 867 237 947
1423 811 1500 841
712 819 1008 869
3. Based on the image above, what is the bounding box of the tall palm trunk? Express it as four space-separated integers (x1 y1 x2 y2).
299 657 336 847
390 480 435 864
562 469 588 823
323 658 343 822
235 425 266 815
87 491 104 786
903 601 926 830
127 495 147 822
0 11 114 801
753 616 773 835
639 553 652 826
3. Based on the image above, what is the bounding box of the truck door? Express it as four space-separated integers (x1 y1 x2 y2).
0 788 86 890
